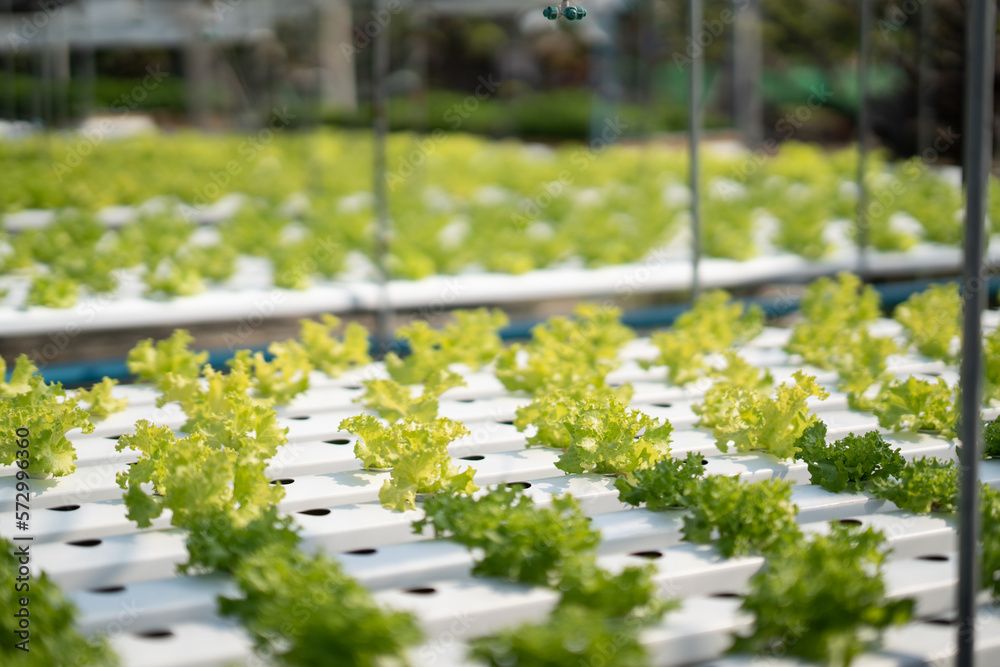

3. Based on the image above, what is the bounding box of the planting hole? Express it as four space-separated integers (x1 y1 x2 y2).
346 548 378 556
298 509 331 516
701 459 709 465
136 629 174 639
460 455 485 461
270 478 295 486
507 482 531 490
104 435 123 440
456 399 476 403
918 554 950 562
344 385 362 390
498 420 514 425
630 551 663 560
287 415 311 421
324 438 352 445
47 505 80 512
68 539 102 548
927 618 954 626
710 592 742 599
652 403 672 408
838 519 863 526
90 586 126 594
404 587 437 595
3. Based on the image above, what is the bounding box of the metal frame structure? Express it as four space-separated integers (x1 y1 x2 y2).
687 0 701 303
362 2 995 660
957 0 996 663
1 0 996 656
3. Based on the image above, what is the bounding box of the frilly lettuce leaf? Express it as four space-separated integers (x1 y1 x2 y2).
695 370 829 459
872 376 956 437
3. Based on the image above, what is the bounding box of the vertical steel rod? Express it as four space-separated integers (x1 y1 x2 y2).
688 0 702 303
733 0 762 148
855 0 871 276
372 0 393 353
3 0 14 120
958 0 996 662
916 0 935 153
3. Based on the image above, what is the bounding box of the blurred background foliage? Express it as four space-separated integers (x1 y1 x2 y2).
0 0 992 162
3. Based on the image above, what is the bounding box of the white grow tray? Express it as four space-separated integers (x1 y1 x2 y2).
0 318 997 666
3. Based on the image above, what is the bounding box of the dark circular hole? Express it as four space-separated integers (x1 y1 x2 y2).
918 554 950 562
297 509 330 516
346 548 378 556
68 539 102 547
47 504 80 512
701 459 709 465
652 403 672 408
136 629 174 639
507 482 531 490
270 478 295 485
324 438 351 445
287 416 311 421
90 586 126 594
838 519 863 526
105 435 123 440
498 420 514 425
630 551 663 560
926 618 954 626
344 385 362 390
711 592 742 599
404 587 437 595
460 455 485 461
456 399 476 403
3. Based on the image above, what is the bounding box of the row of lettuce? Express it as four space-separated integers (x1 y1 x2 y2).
5 135 1000 308
3 274 1000 666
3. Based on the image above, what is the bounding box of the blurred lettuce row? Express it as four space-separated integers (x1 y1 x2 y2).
2 133 989 308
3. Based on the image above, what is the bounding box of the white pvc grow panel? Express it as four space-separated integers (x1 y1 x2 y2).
1 318 998 666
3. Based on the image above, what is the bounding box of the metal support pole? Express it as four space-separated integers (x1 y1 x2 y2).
3 0 15 120
688 0 702 303
958 0 996 663
916 0 935 153
855 0 871 276
372 0 393 353
732 0 762 149
589 9 619 146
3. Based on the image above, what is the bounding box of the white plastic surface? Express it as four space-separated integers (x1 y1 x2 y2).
3 243 997 337
5 317 1000 667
